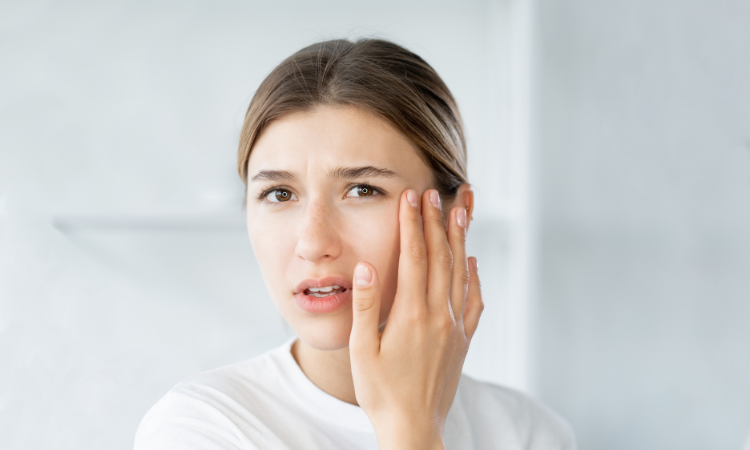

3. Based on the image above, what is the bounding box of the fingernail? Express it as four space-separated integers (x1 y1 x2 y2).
406 190 418 207
355 264 372 287
456 208 467 228
469 257 478 272
429 190 441 209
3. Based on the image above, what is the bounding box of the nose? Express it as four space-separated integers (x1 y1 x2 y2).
295 200 342 263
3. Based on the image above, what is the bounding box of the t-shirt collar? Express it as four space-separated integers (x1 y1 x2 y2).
272 337 375 434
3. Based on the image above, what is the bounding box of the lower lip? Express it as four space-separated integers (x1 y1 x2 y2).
294 290 352 313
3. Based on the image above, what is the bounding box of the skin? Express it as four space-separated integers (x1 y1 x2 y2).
245 105 483 449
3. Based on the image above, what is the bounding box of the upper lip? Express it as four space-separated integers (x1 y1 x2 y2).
294 276 352 294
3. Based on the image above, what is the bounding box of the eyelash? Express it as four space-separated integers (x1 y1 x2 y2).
343 183 386 198
256 183 386 204
256 185 293 204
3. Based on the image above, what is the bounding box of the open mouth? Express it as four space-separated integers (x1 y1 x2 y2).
304 285 347 298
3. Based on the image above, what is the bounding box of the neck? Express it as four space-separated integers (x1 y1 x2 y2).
290 338 358 405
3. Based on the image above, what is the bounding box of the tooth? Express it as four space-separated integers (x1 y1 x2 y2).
319 286 333 292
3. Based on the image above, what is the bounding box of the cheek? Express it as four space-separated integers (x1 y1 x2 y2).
342 205 401 308
246 212 296 292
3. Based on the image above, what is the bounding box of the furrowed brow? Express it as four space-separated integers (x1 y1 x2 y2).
250 170 296 182
328 166 398 180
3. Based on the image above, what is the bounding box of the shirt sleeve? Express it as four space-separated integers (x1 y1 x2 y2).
134 391 249 450
524 399 577 450
450 375 578 450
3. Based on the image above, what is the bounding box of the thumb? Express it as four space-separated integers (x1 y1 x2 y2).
349 262 382 357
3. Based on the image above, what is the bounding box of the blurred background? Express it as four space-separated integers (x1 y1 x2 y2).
1 0 749 449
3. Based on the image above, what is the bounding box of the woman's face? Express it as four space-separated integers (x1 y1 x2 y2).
245 105 437 351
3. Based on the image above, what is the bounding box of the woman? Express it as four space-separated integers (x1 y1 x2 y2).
135 38 575 450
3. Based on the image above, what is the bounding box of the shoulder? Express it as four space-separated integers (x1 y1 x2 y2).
134 348 288 450
451 374 577 450
134 387 244 450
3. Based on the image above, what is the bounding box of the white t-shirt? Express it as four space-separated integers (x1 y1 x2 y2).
134 339 576 449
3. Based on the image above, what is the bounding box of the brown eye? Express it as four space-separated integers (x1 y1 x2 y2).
346 185 376 198
265 189 296 203
276 190 290 201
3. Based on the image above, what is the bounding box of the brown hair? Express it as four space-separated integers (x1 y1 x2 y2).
237 38 467 200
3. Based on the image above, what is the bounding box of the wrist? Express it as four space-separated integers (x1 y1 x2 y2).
375 433 444 450
370 415 445 450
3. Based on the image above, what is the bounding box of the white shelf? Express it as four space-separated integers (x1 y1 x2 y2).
52 213 247 232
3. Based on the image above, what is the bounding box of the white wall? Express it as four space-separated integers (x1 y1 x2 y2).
532 0 750 449
0 1 526 448
8 1 749 449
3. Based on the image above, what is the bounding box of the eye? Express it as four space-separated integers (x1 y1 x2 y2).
345 185 377 198
264 188 296 203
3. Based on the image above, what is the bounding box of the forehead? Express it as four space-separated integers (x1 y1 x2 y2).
247 105 430 178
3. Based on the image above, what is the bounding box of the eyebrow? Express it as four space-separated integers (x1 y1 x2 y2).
250 166 398 182
250 170 296 182
328 166 399 179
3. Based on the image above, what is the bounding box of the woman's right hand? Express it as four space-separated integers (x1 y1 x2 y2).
348 188 484 450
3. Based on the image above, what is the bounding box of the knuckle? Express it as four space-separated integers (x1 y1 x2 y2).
476 299 485 315
404 307 427 325
434 312 455 334
458 268 471 287
436 248 453 270
353 298 376 313
407 242 428 261
407 211 423 225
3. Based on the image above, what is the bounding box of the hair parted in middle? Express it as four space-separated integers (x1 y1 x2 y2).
237 38 468 200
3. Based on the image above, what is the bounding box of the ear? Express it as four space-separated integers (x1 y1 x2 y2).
452 184 474 232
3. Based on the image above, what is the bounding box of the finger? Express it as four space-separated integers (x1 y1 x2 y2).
395 189 429 310
463 257 484 340
448 206 469 321
349 262 382 357
422 189 453 314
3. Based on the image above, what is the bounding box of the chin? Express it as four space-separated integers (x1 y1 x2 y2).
292 313 353 351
